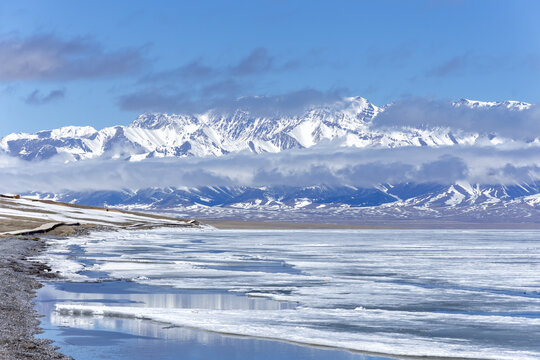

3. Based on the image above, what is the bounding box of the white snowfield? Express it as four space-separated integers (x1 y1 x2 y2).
0 97 531 162
0 196 195 234
41 228 540 360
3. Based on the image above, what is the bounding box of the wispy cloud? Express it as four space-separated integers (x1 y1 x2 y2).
139 60 216 84
200 79 244 98
230 48 275 76
426 52 517 78
427 54 471 77
1 144 540 193
123 47 316 114
141 47 300 85
117 88 195 113
212 89 345 116
374 97 540 140
523 53 540 72
24 88 65 105
366 45 413 69
0 34 147 82
117 88 344 116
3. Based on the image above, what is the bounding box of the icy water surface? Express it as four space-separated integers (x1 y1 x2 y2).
36 282 375 360
36 229 540 359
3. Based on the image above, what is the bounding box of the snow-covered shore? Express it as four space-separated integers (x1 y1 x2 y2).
0 195 199 359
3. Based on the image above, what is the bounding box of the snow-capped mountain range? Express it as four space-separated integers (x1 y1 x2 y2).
0 97 532 161
3 96 539 224
28 181 540 225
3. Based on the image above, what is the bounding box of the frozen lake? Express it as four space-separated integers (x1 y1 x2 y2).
35 228 540 359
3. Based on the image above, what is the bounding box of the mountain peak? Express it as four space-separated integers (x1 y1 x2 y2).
131 113 201 129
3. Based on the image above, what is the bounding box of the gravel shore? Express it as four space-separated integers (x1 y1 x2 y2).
0 236 69 360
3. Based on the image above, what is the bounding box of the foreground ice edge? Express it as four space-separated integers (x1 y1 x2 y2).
37 227 540 360
53 304 539 360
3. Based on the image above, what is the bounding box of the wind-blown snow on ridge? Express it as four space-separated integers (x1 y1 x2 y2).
1 97 530 161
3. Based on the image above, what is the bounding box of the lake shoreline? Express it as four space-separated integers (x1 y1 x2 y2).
0 195 200 360
0 235 71 359
202 218 540 229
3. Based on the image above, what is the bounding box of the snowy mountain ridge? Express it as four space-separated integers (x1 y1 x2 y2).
27 181 540 225
0 97 531 161
452 98 531 110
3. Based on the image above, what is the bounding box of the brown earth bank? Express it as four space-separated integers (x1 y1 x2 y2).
202 219 393 229
185 216 540 230
0 195 199 236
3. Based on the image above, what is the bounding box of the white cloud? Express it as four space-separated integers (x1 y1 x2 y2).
0 34 146 81
374 97 540 140
1 144 540 193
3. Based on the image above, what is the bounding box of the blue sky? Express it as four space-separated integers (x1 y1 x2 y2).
0 0 539 134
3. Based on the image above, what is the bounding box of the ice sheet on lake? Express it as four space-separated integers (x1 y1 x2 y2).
39 228 540 359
